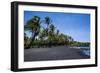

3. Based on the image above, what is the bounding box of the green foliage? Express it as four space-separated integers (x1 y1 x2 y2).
24 16 90 49
70 41 90 47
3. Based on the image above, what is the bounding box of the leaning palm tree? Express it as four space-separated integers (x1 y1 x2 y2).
24 16 41 48
49 24 55 34
24 33 27 48
45 16 52 36
45 16 52 28
48 24 56 45
39 28 48 40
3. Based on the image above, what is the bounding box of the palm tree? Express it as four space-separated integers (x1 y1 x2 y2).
68 36 74 42
45 16 52 28
24 33 27 47
49 24 55 35
67 36 74 46
48 24 56 46
24 33 27 40
39 28 48 40
45 16 52 36
56 30 59 35
24 16 41 48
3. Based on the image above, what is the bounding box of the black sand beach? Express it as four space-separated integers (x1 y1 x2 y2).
24 46 90 62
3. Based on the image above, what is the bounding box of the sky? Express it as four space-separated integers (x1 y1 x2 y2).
24 11 90 42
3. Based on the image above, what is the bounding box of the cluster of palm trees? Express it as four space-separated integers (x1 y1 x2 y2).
24 16 76 49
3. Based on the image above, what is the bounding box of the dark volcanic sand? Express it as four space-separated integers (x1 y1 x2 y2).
24 46 90 62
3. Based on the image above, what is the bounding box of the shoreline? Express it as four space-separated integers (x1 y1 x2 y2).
24 46 90 62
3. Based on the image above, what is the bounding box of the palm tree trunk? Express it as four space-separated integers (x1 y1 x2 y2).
30 33 36 47
26 33 36 49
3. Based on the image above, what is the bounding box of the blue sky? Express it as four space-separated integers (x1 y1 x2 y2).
24 11 90 42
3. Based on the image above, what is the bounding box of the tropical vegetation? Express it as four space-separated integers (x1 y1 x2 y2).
24 16 90 49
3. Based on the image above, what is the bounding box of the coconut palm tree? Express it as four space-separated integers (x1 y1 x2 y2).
49 24 55 34
24 16 41 48
45 16 52 36
48 24 56 45
67 36 74 46
56 29 59 35
24 33 27 48
68 36 74 42
39 28 48 40
45 16 52 28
